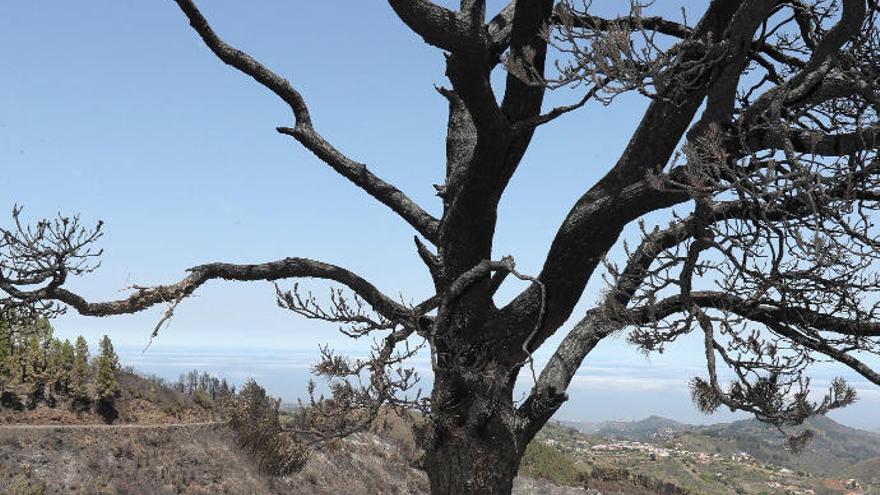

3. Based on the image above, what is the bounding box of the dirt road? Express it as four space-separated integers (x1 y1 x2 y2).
0 421 221 430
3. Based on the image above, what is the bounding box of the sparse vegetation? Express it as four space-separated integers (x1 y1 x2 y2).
6 465 47 495
519 440 582 486
0 425 271 495
0 316 229 427
170 368 234 400
227 379 309 476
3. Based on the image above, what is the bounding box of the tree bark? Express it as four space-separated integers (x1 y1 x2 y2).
423 366 525 495
425 424 522 495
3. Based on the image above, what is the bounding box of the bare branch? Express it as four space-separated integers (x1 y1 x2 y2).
745 125 880 156
626 292 880 339
174 0 311 124
4 249 408 324
511 78 608 133
563 11 693 40
487 1 516 58
387 0 478 52
175 0 440 242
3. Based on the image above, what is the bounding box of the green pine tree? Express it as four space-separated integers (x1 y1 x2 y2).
45 338 64 393
94 335 119 401
71 336 91 400
0 317 12 392
32 318 54 361
11 321 29 383
57 340 76 393
23 333 45 399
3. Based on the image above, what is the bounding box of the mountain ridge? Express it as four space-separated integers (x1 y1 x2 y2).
557 413 880 480
561 414 880 441
560 415 690 439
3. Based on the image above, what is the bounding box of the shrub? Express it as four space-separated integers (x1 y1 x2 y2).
192 389 213 410
519 440 582 486
6 465 47 495
226 379 308 475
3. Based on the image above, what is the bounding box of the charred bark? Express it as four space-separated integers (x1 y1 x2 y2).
424 362 525 495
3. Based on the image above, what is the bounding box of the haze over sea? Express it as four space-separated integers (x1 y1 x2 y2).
118 342 880 432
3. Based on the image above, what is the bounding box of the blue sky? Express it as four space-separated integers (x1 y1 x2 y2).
3 2 879 429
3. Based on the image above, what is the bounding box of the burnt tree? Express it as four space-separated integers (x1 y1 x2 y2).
3 1 880 493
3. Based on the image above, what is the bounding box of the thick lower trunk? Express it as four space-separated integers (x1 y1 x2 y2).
422 367 528 495
424 422 522 495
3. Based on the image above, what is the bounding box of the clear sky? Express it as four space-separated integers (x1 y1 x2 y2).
3 2 879 429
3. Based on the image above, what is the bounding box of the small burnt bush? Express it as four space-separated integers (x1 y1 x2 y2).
226 379 308 476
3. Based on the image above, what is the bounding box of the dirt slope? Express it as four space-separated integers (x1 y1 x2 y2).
0 422 593 495
1 424 271 494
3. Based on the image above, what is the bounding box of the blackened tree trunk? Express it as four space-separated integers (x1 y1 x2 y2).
425 368 525 495
425 422 522 495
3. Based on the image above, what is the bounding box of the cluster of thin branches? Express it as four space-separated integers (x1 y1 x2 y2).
275 284 395 337
573 0 880 443
289 337 429 444
273 281 432 441
613 128 879 440
0 206 103 321
547 0 727 104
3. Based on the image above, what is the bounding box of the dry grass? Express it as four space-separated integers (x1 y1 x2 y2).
0 425 274 494
0 421 582 495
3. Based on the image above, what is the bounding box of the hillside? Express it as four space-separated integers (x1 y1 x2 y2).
3 355 880 495
1 370 216 426
561 416 691 441
0 371 590 495
2 423 604 495
2 323 877 495
1 424 599 495
685 415 880 476
846 457 880 486
534 415 880 494
0 424 262 494
0 424 435 495
0 367 426 495
561 414 880 479
7 383 880 495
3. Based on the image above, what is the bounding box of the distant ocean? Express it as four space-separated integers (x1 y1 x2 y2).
119 346 327 402
118 345 880 431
